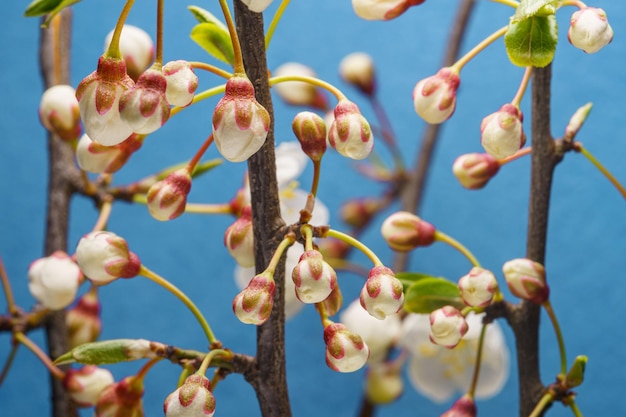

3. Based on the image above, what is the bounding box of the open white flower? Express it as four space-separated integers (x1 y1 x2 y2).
399 312 509 403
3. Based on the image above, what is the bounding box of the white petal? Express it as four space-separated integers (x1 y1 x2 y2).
275 141 308 188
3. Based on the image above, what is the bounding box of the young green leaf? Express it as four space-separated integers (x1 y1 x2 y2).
504 15 558 68
53 339 163 365
511 0 558 23
403 277 463 314
190 23 235 66
24 0 82 27
396 272 446 291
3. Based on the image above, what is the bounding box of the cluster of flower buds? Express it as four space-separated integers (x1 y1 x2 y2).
480 104 526 159
63 365 114 407
291 249 338 304
568 7 613 54
502 258 549 304
452 153 501 190
413 67 460 124
429 305 468 348
66 287 102 349
28 251 82 310
39 84 82 141
232 272 275 325
224 206 255 267
147 168 193 221
339 52 376 96
323 321 370 372
380 211 436 252
457 267 499 307
75 231 141 285
164 374 216 417
360 266 405 320
273 62 327 110
352 0 426 21
95 374 145 416
76 133 143 174
327 99 374 160
291 111 327 162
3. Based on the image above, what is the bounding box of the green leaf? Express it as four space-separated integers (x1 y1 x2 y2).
24 0 82 27
511 0 559 23
190 23 235 66
396 272 445 291
54 339 161 365
504 15 558 68
188 5 227 26
403 277 463 314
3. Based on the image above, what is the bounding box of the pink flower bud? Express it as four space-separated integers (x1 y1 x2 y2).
339 52 376 96
164 374 216 417
291 250 337 304
502 258 549 304
240 0 274 13
39 84 81 141
365 363 403 404
147 168 192 221
452 153 500 190
480 104 526 159
360 266 405 320
75 231 141 284
95 375 144 417
66 287 102 349
76 56 135 146
440 394 477 417
352 0 426 21
340 197 382 228
568 7 613 54
212 76 270 162
324 322 370 373
232 273 275 325
163 60 199 107
28 251 82 310
63 365 114 407
413 67 460 124
458 267 498 307
381 211 436 252
328 99 374 160
224 206 255 267
291 111 327 162
119 67 170 134
273 62 327 110
429 306 468 348
76 133 143 174
322 285 344 317
104 25 155 81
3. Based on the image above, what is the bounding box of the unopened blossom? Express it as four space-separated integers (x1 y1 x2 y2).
328 99 374 160
291 250 337 304
240 0 274 13
429 306 468 348
75 231 141 285
164 374 216 417
39 84 81 141
352 0 426 21
76 133 143 174
480 104 526 159
95 375 144 417
360 266 404 320
224 205 255 267
63 365 114 407
381 211 436 252
163 60 198 107
458 267 498 307
232 273 275 325
119 67 170 134
441 394 477 417
339 52 376 96
272 62 327 109
322 284 344 317
365 363 403 404
212 75 270 162
292 111 327 162
452 153 500 190
568 7 613 54
340 298 401 363
400 313 509 402
28 251 81 310
147 168 192 221
324 322 370 373
340 197 382 228
104 25 154 80
76 55 135 146
66 287 102 349
413 67 460 124
502 258 549 304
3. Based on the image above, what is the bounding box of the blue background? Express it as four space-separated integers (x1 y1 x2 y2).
1 0 625 416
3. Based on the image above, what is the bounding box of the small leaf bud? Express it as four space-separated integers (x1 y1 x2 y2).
564 102 592 141
565 355 588 388
380 211 436 252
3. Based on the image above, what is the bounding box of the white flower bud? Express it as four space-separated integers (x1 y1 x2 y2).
119 67 170 134
291 250 337 304
339 52 376 96
147 168 192 221
452 153 501 190
380 211 436 251
359 266 404 320
232 273 275 325
352 0 425 21
568 7 613 54
28 251 81 310
104 25 155 80
75 231 141 284
240 0 274 13
413 67 460 124
76 133 143 174
324 322 370 373
429 306 468 348
95 375 144 416
224 206 255 267
273 62 327 109
480 104 526 159
328 99 374 160
39 84 81 141
63 365 114 407
164 374 216 417
163 60 199 107
502 258 549 304
365 363 403 404
458 267 498 307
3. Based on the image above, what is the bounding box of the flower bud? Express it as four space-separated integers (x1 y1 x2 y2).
339 52 376 96
365 363 403 405
212 76 270 162
240 0 274 13
452 153 500 190
147 168 192 221
291 250 337 304
352 0 426 21
381 211 436 252
340 197 383 228
429 306 468 348
224 206 255 267
272 62 327 110
76 55 135 146
95 375 144 417
76 133 143 174
291 111 327 162
458 267 498 307
39 84 81 141
163 60 199 107
328 99 374 160
324 322 370 373
66 287 102 349
413 67 460 124
28 251 81 310
232 273 275 325
317 238 351 260
502 258 549 304
119 67 170 134
63 365 114 407
440 394 477 417
321 284 344 317
480 104 526 159
568 7 613 54
164 374 216 417
75 231 141 284
360 266 404 320
104 25 155 81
